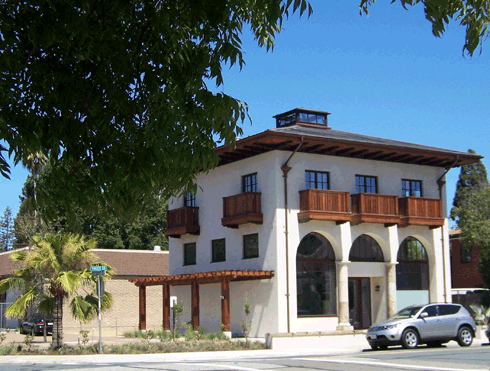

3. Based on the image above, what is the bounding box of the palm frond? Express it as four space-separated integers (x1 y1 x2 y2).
38 296 55 314
57 271 82 294
9 251 27 261
5 287 39 318
70 296 96 323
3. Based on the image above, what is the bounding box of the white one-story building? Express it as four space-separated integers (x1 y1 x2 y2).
131 108 481 339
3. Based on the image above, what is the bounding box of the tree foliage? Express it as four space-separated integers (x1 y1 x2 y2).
451 149 489 220
360 0 490 56
0 207 15 250
14 164 169 250
0 233 113 349
0 0 312 221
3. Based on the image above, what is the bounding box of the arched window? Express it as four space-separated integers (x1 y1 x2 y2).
397 237 429 291
296 233 336 316
349 235 384 262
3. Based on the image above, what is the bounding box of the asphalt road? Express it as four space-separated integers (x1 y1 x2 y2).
2 344 490 371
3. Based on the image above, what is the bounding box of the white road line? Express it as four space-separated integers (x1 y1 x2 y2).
294 357 489 371
185 362 262 371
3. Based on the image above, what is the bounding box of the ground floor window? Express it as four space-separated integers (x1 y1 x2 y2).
296 233 336 316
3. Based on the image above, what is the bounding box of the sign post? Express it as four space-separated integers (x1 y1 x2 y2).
90 265 107 354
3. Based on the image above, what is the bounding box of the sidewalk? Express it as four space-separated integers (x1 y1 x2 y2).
0 330 488 366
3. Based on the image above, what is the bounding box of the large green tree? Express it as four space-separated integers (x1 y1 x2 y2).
14 164 168 250
1 1 488 221
451 149 489 220
0 233 113 349
0 207 15 250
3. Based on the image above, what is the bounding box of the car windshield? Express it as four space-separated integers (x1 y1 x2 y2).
390 306 423 319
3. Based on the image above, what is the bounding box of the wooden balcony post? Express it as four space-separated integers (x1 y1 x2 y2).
191 279 200 330
162 283 170 331
221 278 231 332
139 285 146 330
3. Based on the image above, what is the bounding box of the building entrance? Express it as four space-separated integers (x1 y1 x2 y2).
348 277 372 329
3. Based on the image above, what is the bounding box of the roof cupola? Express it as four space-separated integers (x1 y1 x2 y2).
273 108 330 128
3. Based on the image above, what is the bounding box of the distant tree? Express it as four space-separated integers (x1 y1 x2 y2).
451 149 489 221
0 233 113 349
14 164 168 250
0 207 15 250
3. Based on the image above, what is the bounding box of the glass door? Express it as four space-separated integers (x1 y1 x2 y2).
348 277 372 329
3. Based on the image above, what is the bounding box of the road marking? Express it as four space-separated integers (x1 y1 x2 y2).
294 357 489 371
185 363 262 371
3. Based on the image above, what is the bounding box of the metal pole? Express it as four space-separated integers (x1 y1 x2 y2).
98 276 102 354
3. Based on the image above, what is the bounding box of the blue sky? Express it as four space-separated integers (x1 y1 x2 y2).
1 1 489 228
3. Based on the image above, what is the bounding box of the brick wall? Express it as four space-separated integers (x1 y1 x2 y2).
62 277 164 331
450 238 484 288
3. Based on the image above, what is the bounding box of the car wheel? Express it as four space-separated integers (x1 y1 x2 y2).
379 345 388 350
427 341 443 348
401 328 419 349
457 326 473 347
370 344 379 350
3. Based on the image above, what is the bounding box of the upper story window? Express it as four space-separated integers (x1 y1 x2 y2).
211 239 226 263
460 243 472 264
243 233 259 259
305 170 329 190
184 192 196 207
183 243 196 266
242 173 258 193
355 175 377 194
402 179 422 197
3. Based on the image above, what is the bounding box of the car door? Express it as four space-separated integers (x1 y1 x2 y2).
438 304 460 338
417 305 440 340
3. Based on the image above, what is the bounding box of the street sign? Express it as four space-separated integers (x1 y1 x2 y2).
90 266 107 276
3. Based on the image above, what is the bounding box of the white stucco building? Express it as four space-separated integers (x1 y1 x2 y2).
132 108 481 340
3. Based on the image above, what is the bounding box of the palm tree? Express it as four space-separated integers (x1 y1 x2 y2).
0 233 112 349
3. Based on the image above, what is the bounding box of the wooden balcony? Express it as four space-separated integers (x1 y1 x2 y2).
222 192 263 228
297 189 352 223
399 197 444 228
165 207 200 238
351 193 400 225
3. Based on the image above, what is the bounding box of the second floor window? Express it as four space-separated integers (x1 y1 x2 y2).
184 192 196 207
243 233 259 259
183 243 196 266
355 175 377 194
402 179 422 197
305 170 329 190
211 239 226 263
242 173 258 193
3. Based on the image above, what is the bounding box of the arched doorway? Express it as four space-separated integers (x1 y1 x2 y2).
296 233 336 317
396 236 429 310
349 234 384 329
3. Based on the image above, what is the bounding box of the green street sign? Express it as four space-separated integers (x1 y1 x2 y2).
90 266 107 275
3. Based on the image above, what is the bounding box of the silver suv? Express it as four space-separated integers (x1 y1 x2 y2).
366 304 476 350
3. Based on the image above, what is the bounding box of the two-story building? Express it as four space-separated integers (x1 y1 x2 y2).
132 108 481 339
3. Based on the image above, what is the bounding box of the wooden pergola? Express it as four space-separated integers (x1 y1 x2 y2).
129 270 274 331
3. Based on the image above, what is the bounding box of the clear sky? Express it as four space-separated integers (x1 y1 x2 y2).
1 1 489 227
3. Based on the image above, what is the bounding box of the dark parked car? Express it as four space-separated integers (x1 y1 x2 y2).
20 314 53 336
366 303 476 350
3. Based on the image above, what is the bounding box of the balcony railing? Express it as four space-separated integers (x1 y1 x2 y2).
298 189 352 223
399 197 444 228
351 193 400 225
165 207 200 238
222 192 263 228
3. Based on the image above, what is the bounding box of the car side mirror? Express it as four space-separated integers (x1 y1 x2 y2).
419 312 428 319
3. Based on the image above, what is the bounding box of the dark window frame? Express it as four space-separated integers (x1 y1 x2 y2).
211 238 226 263
243 233 259 259
242 173 258 193
355 175 378 194
184 192 196 207
305 170 330 190
349 234 384 262
402 179 423 197
183 243 196 266
397 237 429 291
